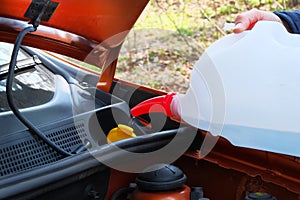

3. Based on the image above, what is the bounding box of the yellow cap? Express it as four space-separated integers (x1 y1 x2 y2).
107 124 136 143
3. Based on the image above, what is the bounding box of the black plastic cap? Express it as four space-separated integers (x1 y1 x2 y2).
135 164 186 191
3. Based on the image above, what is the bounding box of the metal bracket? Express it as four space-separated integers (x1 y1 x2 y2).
24 0 59 22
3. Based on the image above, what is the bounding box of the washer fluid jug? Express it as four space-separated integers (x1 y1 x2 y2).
174 21 300 157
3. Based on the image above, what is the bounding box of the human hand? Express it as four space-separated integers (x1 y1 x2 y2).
233 8 283 33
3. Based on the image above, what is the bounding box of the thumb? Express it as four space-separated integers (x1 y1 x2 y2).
233 22 247 33
233 21 257 33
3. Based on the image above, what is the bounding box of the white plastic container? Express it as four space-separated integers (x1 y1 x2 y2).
175 21 300 157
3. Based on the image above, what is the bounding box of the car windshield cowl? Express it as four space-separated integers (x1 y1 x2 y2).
0 43 55 112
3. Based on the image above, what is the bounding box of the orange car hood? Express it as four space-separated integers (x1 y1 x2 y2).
0 0 149 66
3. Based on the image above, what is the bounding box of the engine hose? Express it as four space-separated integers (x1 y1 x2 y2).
6 26 72 157
110 187 135 200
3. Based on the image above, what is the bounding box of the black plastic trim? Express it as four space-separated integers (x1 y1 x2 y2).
0 127 194 199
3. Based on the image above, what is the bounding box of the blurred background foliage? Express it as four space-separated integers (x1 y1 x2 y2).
115 0 300 93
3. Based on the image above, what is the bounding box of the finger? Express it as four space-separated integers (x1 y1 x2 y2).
233 22 246 33
233 9 261 33
233 9 283 33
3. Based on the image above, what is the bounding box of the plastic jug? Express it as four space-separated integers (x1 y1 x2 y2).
131 21 300 157
175 21 300 156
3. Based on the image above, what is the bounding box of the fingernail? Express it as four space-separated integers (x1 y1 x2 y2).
233 23 243 33
234 23 242 29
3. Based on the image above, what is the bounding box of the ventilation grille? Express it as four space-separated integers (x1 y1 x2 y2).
0 122 87 177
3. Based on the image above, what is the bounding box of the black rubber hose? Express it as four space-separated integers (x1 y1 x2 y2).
6 26 72 157
112 126 193 150
110 187 135 200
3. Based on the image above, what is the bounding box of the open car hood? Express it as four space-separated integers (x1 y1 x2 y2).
0 0 149 66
